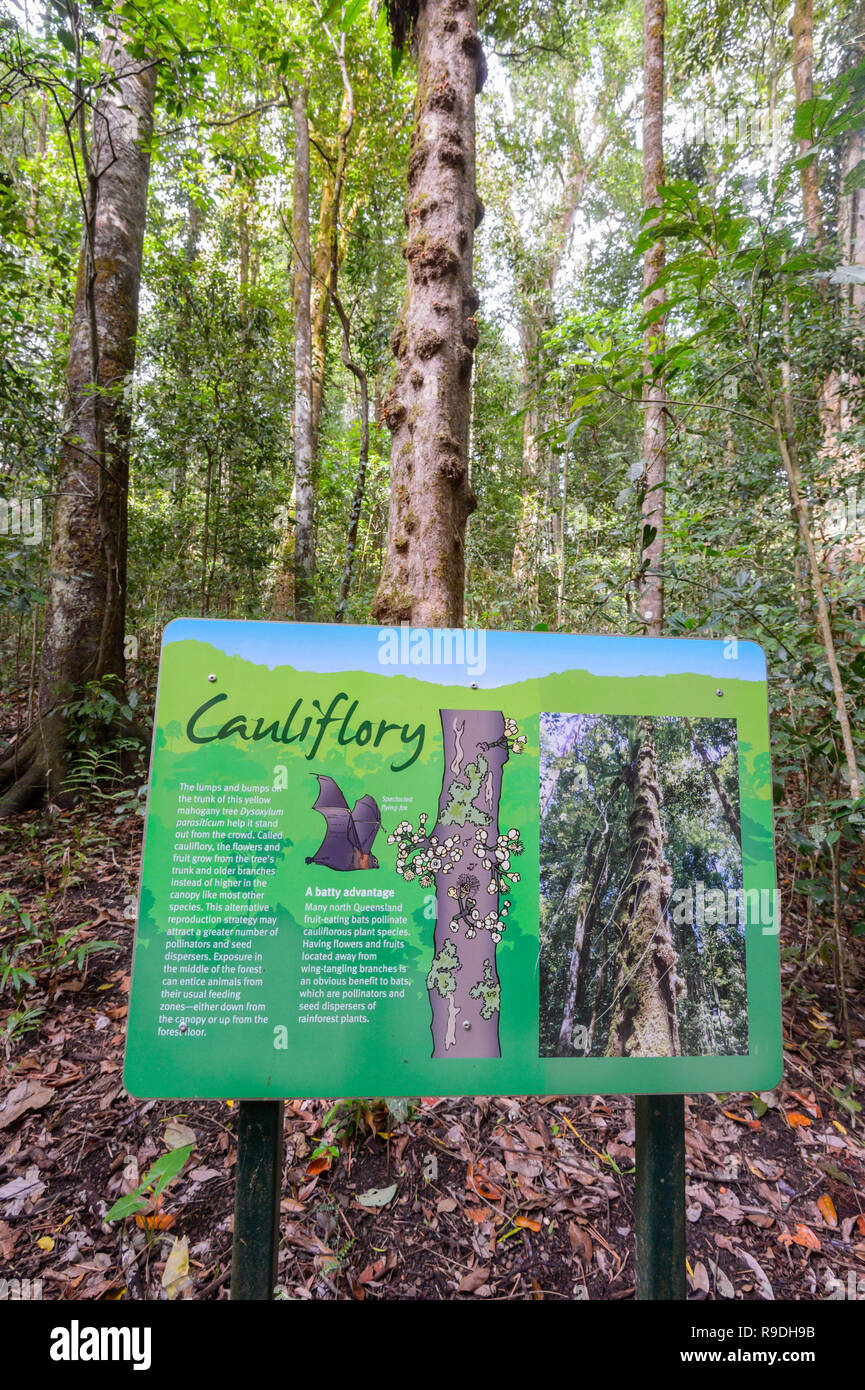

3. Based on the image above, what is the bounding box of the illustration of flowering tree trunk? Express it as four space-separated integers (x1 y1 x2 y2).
389 710 525 1058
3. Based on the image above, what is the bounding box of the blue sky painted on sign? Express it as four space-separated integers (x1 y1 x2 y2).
162 618 766 688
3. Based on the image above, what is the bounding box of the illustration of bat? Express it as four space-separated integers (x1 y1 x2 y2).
305 775 381 871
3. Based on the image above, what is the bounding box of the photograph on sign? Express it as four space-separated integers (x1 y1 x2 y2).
124 620 781 1099
538 713 747 1060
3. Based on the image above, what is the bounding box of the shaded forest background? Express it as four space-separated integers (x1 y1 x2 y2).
0 0 863 1039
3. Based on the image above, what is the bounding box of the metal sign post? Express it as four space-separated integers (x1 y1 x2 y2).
231 1100 284 1300
634 1094 686 1300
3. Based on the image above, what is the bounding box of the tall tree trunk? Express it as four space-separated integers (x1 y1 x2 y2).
371 0 485 626
687 721 741 841
25 95 48 238
791 0 823 246
0 21 156 816
292 87 315 620
273 88 315 621
556 832 611 1055
310 160 338 457
333 291 369 622
511 316 544 609
587 916 610 1053
638 0 666 635
606 719 682 1058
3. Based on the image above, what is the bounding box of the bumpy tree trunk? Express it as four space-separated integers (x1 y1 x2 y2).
426 709 508 1058
371 0 485 626
605 719 682 1058
638 0 666 636
0 22 156 815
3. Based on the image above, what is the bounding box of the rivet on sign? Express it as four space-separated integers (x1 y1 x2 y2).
716 689 724 697
463 1021 471 1030
208 674 217 682
179 1022 188 1033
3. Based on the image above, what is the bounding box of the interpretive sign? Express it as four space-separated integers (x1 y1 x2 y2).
124 620 781 1098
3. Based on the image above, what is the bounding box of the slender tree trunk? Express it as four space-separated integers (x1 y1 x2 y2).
25 95 48 237
292 87 315 619
606 719 682 1058
587 918 610 1053
555 442 569 628
0 21 156 815
638 0 666 635
687 721 740 840
556 833 611 1055
768 397 862 799
791 0 823 246
273 88 315 621
371 0 485 626
333 292 369 622
310 160 338 457
510 148 593 606
511 316 544 608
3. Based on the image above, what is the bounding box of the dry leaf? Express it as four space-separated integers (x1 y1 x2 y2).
456 1265 490 1293
0 1222 16 1261
0 1081 54 1131
708 1258 736 1299
161 1235 190 1300
465 1205 491 1223
164 1121 196 1149
568 1221 593 1262
779 1224 821 1251
817 1194 838 1227
737 1249 774 1300
722 1109 762 1132
356 1183 398 1208
305 1154 332 1176
467 1161 504 1203
503 1150 543 1181
689 1261 710 1293
514 1215 542 1233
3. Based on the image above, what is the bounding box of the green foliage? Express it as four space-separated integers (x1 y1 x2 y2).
105 1143 194 1222
0 890 119 1002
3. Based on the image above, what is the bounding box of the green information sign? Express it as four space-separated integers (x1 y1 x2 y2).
125 621 781 1099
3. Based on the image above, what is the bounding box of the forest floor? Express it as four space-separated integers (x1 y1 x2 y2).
1 802 863 1302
